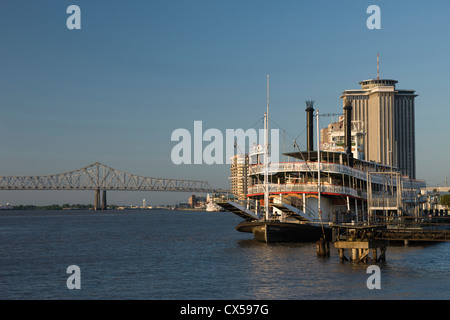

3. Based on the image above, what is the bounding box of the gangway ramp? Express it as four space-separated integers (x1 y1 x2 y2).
271 203 311 222
216 201 259 221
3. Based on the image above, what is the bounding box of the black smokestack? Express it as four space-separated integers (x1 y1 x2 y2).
343 98 353 167
305 100 314 152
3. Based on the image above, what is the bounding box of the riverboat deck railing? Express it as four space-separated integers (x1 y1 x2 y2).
249 162 426 189
247 182 367 199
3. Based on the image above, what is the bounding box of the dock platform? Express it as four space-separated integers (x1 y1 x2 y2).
376 227 450 242
332 224 387 263
331 222 450 262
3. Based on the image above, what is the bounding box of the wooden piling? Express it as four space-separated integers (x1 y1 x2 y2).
316 238 330 257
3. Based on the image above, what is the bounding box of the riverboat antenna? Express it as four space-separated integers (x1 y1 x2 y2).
264 74 270 221
317 109 327 240
317 109 321 219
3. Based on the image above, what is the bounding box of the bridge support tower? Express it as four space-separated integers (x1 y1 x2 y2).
94 189 107 210
102 190 107 210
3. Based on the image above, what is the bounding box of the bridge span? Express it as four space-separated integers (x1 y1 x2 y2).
0 162 228 209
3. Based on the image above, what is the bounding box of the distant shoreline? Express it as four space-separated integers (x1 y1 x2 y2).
2 204 207 211
4 204 94 211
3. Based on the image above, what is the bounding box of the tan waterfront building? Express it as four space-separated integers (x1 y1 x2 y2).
340 79 417 179
230 154 249 201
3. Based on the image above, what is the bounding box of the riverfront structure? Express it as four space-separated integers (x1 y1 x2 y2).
220 70 426 243
340 78 417 179
230 154 249 201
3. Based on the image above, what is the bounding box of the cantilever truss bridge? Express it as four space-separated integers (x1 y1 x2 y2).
0 162 226 209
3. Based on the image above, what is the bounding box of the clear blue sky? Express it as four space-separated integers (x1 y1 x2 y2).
0 0 449 206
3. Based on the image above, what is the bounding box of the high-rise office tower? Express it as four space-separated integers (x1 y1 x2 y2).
340 78 417 179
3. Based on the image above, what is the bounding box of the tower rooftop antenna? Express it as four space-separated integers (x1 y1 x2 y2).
377 53 380 80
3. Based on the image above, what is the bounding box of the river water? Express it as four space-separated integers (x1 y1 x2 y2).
0 209 449 300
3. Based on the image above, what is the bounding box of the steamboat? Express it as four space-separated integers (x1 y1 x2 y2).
217 78 425 243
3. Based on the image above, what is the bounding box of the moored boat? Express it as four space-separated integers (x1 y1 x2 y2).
217 80 425 243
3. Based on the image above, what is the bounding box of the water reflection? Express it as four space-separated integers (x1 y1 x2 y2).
232 237 450 299
1 210 449 299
